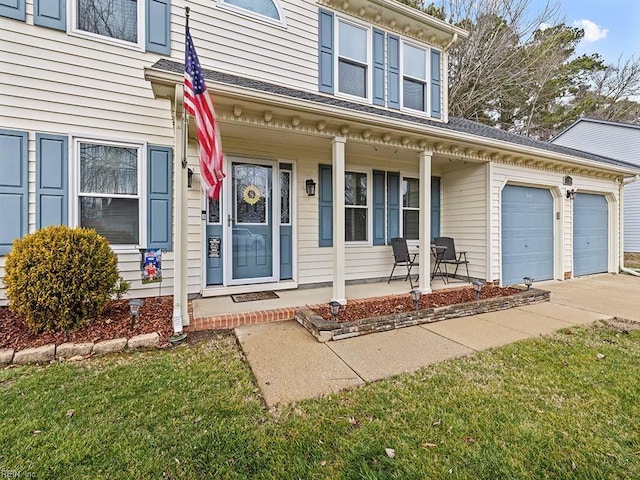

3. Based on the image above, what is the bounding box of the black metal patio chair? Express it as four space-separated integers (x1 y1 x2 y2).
388 237 419 288
434 237 470 283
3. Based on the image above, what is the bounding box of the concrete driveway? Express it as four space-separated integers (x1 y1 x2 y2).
235 274 638 407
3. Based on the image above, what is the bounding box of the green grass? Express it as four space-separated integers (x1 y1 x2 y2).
1 323 640 479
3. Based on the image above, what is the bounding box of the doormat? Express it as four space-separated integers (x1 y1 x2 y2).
231 291 280 303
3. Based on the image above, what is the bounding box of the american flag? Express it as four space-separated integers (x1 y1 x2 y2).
184 26 225 199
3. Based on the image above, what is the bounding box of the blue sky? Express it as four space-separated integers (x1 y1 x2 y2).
531 0 640 65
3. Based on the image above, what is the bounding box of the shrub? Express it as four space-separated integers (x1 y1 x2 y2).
4 226 130 333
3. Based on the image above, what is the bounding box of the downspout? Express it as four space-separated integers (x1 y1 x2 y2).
619 175 640 276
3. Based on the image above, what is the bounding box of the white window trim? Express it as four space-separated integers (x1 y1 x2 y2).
217 0 287 28
68 0 145 51
400 39 431 116
334 15 373 104
70 136 147 252
345 168 371 245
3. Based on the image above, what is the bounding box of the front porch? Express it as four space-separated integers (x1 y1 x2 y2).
189 275 469 331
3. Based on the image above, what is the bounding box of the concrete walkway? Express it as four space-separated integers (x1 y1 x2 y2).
235 274 638 407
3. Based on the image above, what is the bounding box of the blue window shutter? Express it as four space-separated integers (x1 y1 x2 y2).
0 129 28 255
373 170 385 245
36 133 68 229
431 176 440 241
146 0 171 55
372 29 385 106
387 34 400 109
147 145 173 250
318 9 334 94
430 50 442 118
386 172 399 243
318 164 333 247
34 0 65 30
0 0 25 21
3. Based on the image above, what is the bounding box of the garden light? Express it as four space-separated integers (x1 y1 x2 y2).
410 289 421 311
472 280 484 301
524 277 534 290
128 298 144 330
329 301 341 321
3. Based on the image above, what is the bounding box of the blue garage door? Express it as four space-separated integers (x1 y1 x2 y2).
502 185 554 286
573 193 608 276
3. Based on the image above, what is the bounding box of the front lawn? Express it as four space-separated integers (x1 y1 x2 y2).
1 322 639 479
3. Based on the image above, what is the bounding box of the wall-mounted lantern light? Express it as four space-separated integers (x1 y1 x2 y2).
563 175 573 186
187 168 194 188
305 179 316 196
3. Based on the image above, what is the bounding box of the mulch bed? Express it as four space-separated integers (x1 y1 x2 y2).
313 285 522 323
0 297 174 351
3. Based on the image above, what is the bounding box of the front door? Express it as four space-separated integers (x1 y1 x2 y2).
229 161 276 283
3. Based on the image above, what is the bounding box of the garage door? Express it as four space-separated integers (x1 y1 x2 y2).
573 193 608 276
502 185 554 286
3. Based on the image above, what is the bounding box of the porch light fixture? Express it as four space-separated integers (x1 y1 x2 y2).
128 298 144 330
563 175 573 186
472 280 484 301
305 179 316 196
410 289 421 311
187 168 194 188
329 301 341 321
524 276 534 290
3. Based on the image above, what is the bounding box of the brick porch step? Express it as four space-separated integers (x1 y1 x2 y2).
187 307 299 331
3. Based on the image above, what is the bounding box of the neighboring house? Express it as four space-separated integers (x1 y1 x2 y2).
550 118 640 254
2 0 639 330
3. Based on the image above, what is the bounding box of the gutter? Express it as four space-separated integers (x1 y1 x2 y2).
619 175 640 276
443 33 459 51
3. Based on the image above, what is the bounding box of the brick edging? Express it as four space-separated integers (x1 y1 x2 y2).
187 307 298 331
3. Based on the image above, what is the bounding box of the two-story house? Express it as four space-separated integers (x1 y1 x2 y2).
2 0 639 331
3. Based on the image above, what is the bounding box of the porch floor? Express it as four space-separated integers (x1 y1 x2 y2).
189 276 470 331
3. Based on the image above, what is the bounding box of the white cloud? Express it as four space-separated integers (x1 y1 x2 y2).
538 22 552 31
572 19 609 42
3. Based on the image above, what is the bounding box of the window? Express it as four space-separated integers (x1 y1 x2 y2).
77 141 142 245
280 169 291 225
402 43 427 112
402 177 419 239
73 0 144 47
345 171 368 242
220 0 284 23
338 20 369 98
208 197 221 224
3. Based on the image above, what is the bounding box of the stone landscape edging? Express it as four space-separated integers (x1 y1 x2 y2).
0 332 161 366
296 287 550 342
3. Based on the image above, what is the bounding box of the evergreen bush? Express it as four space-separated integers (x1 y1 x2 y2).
3 226 130 333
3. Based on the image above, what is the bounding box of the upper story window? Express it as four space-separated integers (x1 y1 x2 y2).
402 43 428 112
72 0 144 48
338 20 369 99
318 8 443 118
219 0 285 23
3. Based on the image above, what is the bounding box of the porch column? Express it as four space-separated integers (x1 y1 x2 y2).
332 136 347 304
172 87 188 333
418 149 432 293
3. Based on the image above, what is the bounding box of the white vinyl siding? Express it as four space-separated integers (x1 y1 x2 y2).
0 7 175 305
441 163 487 280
